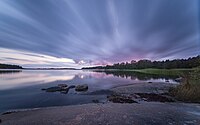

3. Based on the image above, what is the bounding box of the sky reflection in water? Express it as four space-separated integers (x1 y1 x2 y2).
0 70 178 113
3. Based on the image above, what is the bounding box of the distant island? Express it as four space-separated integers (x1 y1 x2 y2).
0 64 77 70
24 68 77 70
83 55 200 70
0 64 23 69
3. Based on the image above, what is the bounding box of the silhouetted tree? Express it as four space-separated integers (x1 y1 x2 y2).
0 64 23 69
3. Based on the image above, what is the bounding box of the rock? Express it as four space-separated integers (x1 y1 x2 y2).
68 85 76 89
60 85 75 94
107 94 137 103
46 87 62 92
142 98 148 101
60 89 69 94
58 84 68 88
132 94 140 98
92 100 99 103
175 77 182 82
148 81 152 83
75 84 88 92
42 84 76 93
87 90 113 95
135 93 175 102
165 80 169 82
41 88 46 91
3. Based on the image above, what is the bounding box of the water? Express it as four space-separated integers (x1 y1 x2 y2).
0 69 178 113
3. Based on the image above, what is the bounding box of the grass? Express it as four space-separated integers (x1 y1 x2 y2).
169 67 200 103
132 68 194 76
102 68 195 77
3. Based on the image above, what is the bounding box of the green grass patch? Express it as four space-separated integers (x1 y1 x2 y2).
169 67 200 103
110 68 195 77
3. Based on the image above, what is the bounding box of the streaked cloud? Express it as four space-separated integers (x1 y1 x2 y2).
0 0 199 67
0 48 81 68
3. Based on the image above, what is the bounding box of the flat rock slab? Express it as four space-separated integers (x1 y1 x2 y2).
1 102 200 125
112 82 176 94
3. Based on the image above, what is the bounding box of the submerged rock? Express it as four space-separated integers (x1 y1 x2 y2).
42 84 76 93
75 84 88 92
107 94 137 103
92 99 99 103
68 85 76 89
60 89 69 94
46 87 62 92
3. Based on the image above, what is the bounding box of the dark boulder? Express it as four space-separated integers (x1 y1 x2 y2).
41 88 46 91
75 84 88 92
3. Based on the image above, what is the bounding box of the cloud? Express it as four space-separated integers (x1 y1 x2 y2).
0 0 199 67
0 48 80 68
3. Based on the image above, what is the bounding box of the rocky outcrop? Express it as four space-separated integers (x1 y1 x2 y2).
42 84 89 93
107 94 137 103
42 84 74 94
135 93 175 102
75 84 88 92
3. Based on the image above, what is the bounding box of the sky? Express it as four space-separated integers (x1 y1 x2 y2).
0 0 200 68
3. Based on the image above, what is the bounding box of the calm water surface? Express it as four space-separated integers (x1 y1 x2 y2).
0 70 178 113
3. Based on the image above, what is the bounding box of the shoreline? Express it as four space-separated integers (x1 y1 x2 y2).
1 82 200 124
0 81 185 114
1 81 175 114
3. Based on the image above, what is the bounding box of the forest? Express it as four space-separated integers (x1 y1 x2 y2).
0 64 23 69
83 55 200 69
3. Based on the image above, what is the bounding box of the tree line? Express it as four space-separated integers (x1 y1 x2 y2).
83 55 200 69
0 64 23 69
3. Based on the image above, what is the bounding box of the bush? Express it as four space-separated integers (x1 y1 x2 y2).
169 67 200 103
